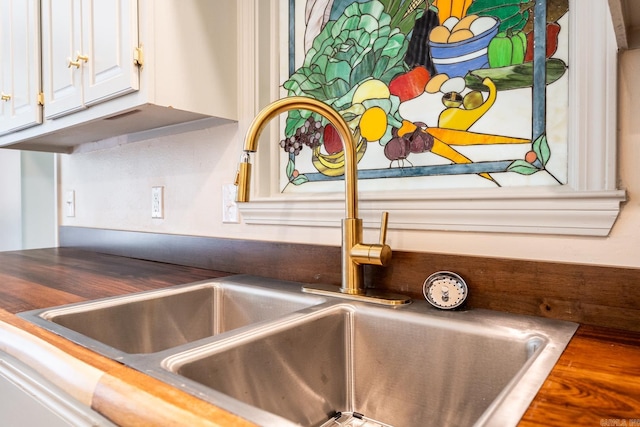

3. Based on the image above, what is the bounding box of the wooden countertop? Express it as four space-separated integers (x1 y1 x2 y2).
1 248 639 426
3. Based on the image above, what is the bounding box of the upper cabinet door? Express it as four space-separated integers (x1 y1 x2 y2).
42 0 139 120
41 0 84 119
0 0 42 135
81 0 139 106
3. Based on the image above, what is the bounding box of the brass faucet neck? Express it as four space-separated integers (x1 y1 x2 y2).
242 96 358 219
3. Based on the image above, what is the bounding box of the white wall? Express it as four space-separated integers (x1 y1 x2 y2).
59 48 640 268
0 150 22 251
0 150 55 251
21 152 56 249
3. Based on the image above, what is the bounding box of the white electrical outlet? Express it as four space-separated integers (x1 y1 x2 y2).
65 190 75 217
222 184 239 223
151 186 164 218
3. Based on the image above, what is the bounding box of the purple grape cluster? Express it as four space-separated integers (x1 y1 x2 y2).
280 117 323 156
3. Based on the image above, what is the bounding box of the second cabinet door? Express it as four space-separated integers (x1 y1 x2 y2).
81 0 139 107
42 0 139 120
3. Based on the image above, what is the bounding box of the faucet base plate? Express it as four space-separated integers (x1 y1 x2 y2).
302 284 411 306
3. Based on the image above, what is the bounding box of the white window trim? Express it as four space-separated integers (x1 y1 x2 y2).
236 0 626 237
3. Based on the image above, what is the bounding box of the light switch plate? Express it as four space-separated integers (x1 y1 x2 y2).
222 184 239 223
151 186 164 218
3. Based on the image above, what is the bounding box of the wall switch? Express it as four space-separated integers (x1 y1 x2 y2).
65 190 75 217
151 186 164 218
222 184 239 223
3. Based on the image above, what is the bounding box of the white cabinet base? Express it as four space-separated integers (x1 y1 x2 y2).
0 351 115 426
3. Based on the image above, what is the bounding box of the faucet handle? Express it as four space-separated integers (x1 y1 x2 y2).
379 211 389 246
349 212 392 266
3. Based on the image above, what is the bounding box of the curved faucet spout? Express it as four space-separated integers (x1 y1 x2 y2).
234 96 410 305
237 96 358 219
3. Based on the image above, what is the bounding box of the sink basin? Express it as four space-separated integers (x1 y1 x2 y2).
19 276 326 359
159 301 576 427
20 275 577 426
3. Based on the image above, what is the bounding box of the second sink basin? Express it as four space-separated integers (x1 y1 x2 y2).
159 301 576 427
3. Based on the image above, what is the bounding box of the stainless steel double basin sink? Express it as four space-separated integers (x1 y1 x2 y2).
20 275 577 427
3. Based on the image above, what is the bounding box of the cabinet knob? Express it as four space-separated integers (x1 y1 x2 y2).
68 53 89 68
68 58 81 68
0 93 11 102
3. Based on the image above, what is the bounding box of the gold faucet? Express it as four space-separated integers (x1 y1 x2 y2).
235 96 410 306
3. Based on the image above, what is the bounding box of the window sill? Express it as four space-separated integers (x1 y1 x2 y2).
238 187 626 236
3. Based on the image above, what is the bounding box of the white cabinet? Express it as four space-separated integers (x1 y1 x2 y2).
1 0 237 153
41 0 139 119
0 0 42 136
